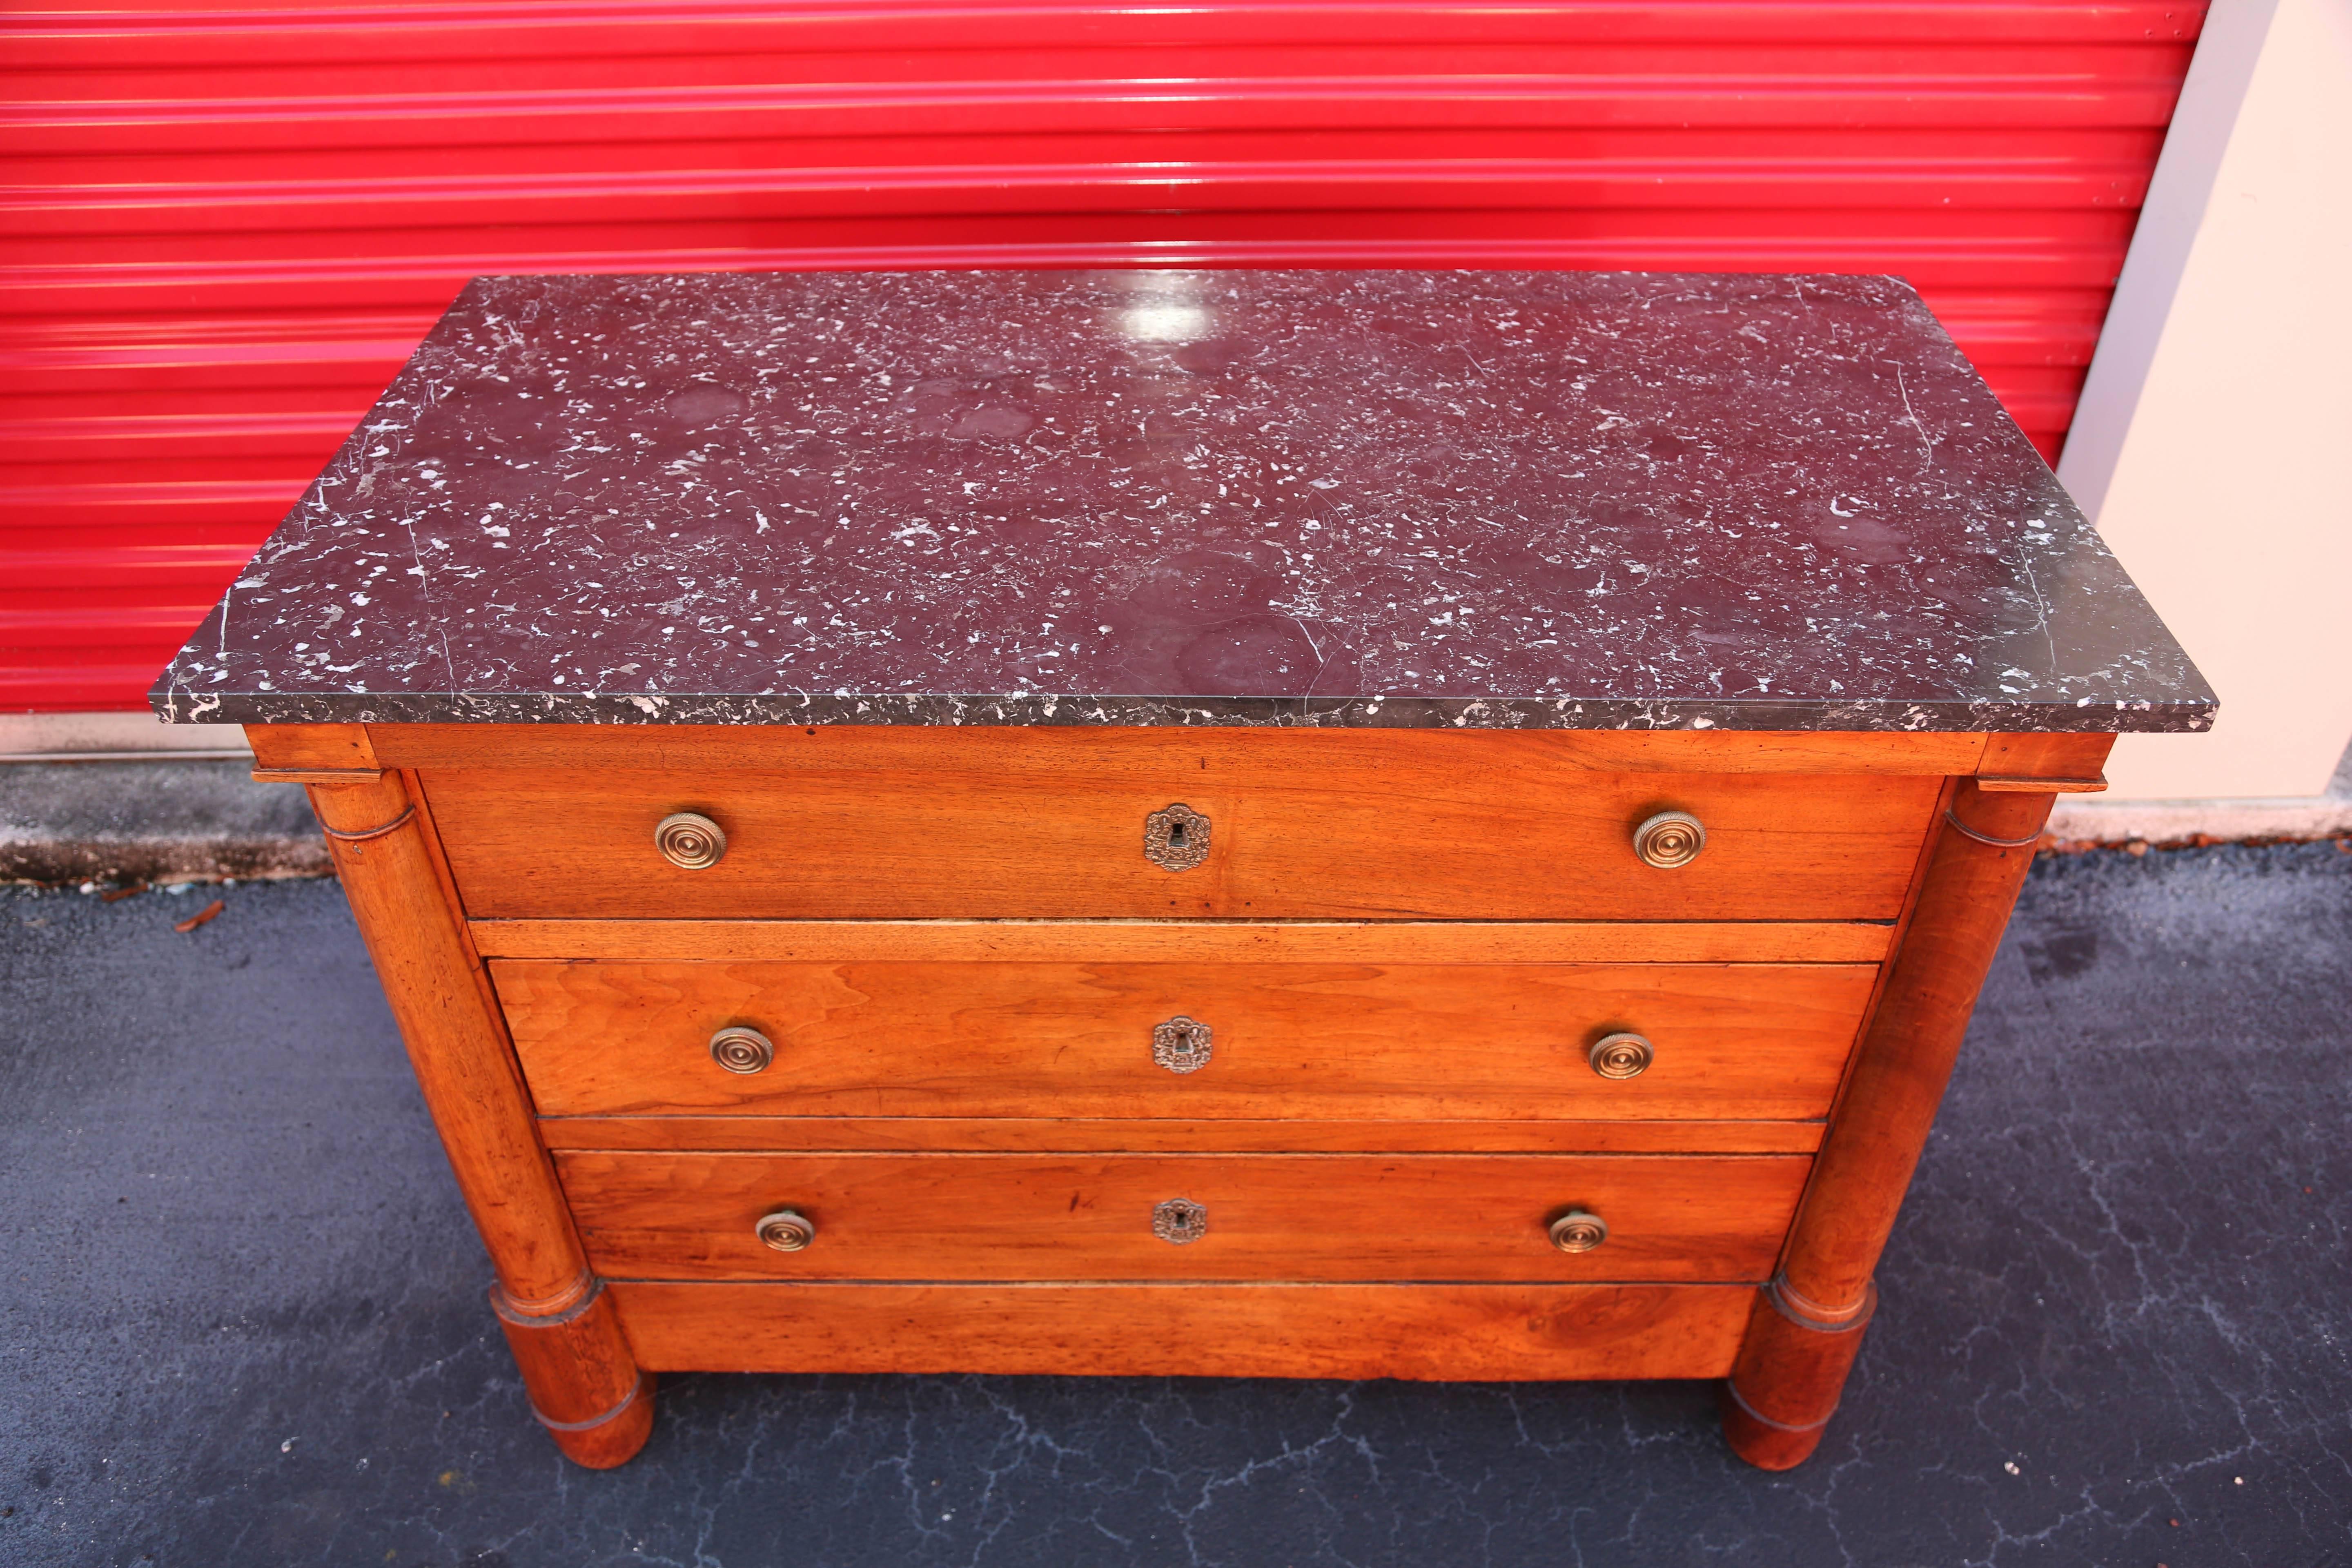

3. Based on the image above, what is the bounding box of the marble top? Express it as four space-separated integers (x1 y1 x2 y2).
153 270 2212 732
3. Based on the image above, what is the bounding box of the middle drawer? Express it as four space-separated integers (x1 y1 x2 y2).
497 959 1877 1123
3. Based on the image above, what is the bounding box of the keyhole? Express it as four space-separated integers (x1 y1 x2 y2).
1168 822 1187 848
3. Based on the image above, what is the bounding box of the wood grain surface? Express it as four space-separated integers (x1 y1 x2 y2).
302 768 655 1465
305 771 596 1309
1976 733 2116 781
556 1150 1809 1283
372 723 1987 777
489 1288 655 1469
609 1280 1751 1380
424 761 1938 920
470 919 1895 965
246 722 378 772
497 959 1876 1122
535 1116 1826 1155
1778 780 2068 1318
1723 1285 1877 1470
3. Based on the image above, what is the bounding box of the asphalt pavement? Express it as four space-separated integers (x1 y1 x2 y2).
2 843 2347 1567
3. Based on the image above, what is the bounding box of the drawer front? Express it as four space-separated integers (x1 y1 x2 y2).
610 1281 1752 1381
500 959 1877 1123
425 764 1936 920
556 1151 1810 1283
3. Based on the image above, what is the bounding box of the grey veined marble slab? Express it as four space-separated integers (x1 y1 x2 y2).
152 270 2212 732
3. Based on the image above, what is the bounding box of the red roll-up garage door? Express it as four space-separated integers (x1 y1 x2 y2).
1 0 2206 712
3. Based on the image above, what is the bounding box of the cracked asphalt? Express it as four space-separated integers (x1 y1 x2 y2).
3 843 2347 1567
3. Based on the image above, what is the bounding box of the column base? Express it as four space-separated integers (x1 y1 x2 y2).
491 1278 656 1469
1719 1277 1876 1471
535 1368 657 1470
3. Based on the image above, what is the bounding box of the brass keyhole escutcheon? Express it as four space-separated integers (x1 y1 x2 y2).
1144 803 1211 871
655 810 727 869
755 1208 815 1252
1632 810 1706 869
1152 1016 1214 1074
1548 1209 1608 1253
1152 1197 1208 1244
1588 1032 1654 1080
709 1026 774 1075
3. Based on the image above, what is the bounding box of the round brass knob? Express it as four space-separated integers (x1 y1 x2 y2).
1632 810 1706 869
1548 1209 1608 1253
709 1026 774 1075
655 811 727 869
1588 1032 1654 1080
755 1208 815 1252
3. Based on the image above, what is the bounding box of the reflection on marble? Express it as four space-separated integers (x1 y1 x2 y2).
153 270 2212 731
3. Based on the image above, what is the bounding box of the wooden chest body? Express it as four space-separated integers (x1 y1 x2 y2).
167 270 2209 1468
253 718 2110 1464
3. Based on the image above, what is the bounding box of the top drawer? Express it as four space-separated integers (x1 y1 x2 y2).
422 731 1938 920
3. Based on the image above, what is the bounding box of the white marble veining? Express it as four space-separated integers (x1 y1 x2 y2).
153 270 2212 731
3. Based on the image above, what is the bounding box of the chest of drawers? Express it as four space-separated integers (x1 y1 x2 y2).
161 270 2209 1471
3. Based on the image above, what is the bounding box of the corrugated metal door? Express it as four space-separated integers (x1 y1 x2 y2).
2 0 2207 712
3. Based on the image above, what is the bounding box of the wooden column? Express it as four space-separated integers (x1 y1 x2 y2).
1722 754 2089 1469
260 725 654 1468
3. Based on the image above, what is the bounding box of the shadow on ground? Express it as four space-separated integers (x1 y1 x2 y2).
3 845 2347 1567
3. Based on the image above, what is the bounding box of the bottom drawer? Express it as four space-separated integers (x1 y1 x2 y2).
609 1280 1752 1381
557 1151 1809 1283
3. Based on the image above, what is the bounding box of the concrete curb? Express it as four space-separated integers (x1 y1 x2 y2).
0 709 250 763
0 761 329 885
